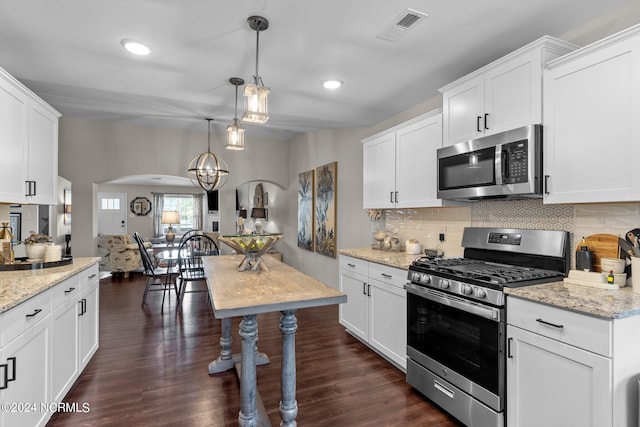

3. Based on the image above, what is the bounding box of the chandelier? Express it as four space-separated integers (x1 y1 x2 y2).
188 118 229 191
242 15 270 124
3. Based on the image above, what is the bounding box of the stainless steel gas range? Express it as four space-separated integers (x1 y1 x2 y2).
405 227 570 427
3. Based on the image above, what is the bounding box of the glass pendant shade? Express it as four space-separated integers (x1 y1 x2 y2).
242 83 270 124
188 118 230 192
226 119 245 150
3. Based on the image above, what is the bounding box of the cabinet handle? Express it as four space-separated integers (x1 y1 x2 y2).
507 337 513 358
395 191 398 204
390 192 394 203
484 113 489 130
25 308 42 318
64 287 76 294
362 282 367 295
367 284 371 297
536 318 563 330
347 263 356 268
0 363 7 390
476 116 482 132
78 299 87 316
7 357 16 382
88 274 97 279
32 180 36 196
381 273 392 279
544 175 550 195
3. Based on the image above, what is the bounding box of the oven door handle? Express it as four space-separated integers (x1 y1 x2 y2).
405 283 501 322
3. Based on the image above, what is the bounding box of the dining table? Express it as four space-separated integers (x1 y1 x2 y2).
203 254 347 427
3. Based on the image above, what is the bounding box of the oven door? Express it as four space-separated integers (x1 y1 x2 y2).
405 283 505 411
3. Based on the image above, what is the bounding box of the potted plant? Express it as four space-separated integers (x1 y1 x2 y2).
22 231 52 261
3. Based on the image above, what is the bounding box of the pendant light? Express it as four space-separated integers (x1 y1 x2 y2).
188 118 229 191
242 15 270 124
226 77 246 150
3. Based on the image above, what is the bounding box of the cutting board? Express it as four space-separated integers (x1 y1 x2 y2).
577 234 619 272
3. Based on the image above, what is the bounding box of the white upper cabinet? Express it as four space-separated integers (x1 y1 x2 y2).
0 66 60 205
363 109 448 209
543 24 640 204
440 36 577 146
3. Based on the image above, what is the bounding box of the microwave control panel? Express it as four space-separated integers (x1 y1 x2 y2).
503 140 528 184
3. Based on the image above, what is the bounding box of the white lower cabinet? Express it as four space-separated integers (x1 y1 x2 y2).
507 296 640 427
79 268 100 368
0 263 99 427
339 255 407 370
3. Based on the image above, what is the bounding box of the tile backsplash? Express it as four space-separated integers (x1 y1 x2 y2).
381 199 640 265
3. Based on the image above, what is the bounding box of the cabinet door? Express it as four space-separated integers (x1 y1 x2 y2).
395 114 443 208
484 49 541 136
543 36 640 203
442 75 484 146
0 318 51 427
51 296 80 403
79 281 99 368
368 279 406 370
338 270 369 341
507 325 612 427
363 132 396 208
26 102 58 205
0 78 28 204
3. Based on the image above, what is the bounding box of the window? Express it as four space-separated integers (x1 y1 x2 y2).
101 198 121 210
161 194 194 234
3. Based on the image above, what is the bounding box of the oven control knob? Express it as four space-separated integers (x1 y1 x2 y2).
411 272 421 282
421 274 431 284
440 279 450 289
461 284 473 295
476 288 487 299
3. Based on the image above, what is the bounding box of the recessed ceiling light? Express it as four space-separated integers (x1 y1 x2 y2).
322 80 343 89
120 39 151 56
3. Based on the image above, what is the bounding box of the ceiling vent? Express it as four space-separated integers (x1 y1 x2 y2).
376 8 428 42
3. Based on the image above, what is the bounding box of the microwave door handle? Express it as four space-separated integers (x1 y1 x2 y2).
501 148 510 181
495 145 503 185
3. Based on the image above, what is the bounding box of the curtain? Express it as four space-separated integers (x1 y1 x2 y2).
193 194 203 230
152 192 164 238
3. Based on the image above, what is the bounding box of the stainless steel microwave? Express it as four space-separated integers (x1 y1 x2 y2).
437 124 542 200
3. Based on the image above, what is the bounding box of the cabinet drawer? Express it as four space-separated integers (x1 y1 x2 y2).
507 296 611 357
51 276 81 309
340 256 368 277
0 288 52 347
79 264 99 291
369 262 406 289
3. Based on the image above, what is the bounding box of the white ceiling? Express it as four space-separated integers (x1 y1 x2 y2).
0 0 631 144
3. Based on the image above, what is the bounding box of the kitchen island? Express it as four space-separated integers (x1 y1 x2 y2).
203 254 346 427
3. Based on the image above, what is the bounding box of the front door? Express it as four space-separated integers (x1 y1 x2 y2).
97 192 126 235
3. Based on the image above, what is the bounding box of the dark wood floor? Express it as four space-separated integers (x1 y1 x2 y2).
47 273 461 427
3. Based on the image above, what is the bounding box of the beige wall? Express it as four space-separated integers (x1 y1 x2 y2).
58 117 289 257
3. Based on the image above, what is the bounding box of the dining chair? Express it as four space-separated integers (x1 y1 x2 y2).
176 233 219 312
133 232 180 308
178 229 203 246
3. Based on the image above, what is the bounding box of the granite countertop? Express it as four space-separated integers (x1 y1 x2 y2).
0 257 101 314
339 247 422 270
203 255 346 318
505 281 640 319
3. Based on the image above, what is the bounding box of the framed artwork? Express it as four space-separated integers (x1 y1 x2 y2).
314 161 337 258
9 212 21 242
297 170 314 251
64 189 72 224
130 197 152 216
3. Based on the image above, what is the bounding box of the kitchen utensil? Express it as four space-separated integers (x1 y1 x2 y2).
625 228 640 257
618 237 636 259
580 234 619 272
600 258 625 274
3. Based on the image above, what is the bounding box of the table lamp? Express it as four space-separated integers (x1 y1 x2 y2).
251 208 267 234
161 211 180 245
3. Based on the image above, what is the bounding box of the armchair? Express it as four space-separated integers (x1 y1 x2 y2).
97 234 152 278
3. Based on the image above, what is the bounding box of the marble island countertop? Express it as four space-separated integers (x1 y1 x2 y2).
339 247 422 270
505 281 640 319
0 257 100 314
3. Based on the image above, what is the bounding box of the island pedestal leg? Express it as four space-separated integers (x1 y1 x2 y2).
279 310 298 427
238 314 258 427
209 318 269 374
